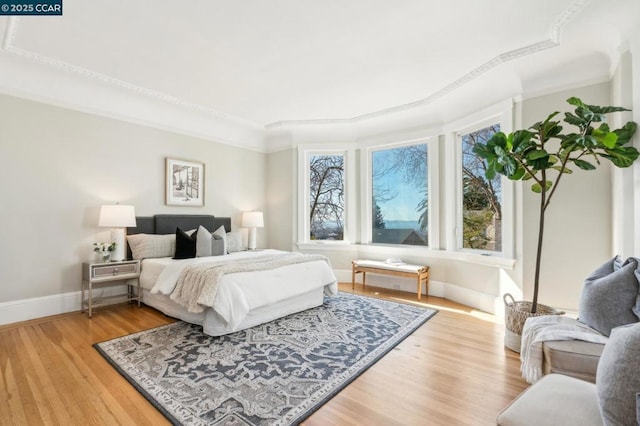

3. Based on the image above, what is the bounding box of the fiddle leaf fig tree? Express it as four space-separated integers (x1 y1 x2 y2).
473 97 638 313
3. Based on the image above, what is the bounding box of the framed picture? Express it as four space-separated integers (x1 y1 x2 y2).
166 158 205 206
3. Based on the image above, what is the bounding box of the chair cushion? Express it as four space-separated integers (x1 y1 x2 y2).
542 340 605 383
497 374 601 426
578 256 639 336
597 323 640 425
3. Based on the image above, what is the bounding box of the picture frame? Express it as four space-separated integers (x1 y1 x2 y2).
165 158 205 206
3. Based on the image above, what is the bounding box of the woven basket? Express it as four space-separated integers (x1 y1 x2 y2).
503 293 564 353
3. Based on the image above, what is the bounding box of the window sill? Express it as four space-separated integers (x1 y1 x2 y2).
296 241 355 251
297 242 516 269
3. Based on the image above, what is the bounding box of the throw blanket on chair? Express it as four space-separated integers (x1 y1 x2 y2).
170 253 330 313
520 315 608 384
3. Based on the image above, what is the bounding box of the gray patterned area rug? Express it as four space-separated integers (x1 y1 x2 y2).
94 292 437 425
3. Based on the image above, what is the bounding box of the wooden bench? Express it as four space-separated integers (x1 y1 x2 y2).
351 260 430 300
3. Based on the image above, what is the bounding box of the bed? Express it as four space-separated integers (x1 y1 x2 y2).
126 214 338 336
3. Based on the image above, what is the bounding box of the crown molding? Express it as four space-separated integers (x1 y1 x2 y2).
266 0 590 131
3 17 262 131
1 1 592 152
1 17 268 152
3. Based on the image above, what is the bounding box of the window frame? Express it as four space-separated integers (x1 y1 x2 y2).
444 99 514 258
361 137 439 248
297 145 355 245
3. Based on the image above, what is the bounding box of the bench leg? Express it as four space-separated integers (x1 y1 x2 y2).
425 275 429 298
352 267 355 290
417 276 421 300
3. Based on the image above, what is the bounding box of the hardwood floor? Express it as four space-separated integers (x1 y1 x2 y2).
0 284 528 425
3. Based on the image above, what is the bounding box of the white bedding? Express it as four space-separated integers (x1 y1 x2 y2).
139 249 338 332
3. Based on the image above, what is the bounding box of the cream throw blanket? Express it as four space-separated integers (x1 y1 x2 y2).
520 315 608 384
170 253 330 313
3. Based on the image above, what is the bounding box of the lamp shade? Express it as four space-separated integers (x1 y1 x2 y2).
98 205 137 227
242 211 264 228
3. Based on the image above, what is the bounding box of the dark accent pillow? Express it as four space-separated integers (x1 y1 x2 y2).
596 323 640 425
173 227 197 259
578 256 639 336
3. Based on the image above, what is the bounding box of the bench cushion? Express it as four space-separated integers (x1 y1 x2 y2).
353 259 425 273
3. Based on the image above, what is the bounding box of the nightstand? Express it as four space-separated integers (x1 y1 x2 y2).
81 260 141 318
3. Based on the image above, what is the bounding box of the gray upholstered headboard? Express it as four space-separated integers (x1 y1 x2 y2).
125 214 232 258
126 214 231 235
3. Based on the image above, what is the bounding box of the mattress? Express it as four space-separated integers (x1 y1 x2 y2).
141 287 324 336
138 249 337 335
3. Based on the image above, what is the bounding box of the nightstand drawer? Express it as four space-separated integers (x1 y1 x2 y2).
92 263 138 277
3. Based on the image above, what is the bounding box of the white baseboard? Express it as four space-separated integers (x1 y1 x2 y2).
0 285 128 326
2 268 501 326
335 268 500 315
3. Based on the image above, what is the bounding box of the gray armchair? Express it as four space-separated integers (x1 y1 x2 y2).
497 323 640 425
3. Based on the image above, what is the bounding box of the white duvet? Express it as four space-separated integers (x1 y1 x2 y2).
144 249 337 329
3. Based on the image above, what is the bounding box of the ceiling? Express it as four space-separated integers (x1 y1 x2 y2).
0 0 639 148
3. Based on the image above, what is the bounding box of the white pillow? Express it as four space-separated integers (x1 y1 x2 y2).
226 231 243 253
213 225 227 254
126 233 175 260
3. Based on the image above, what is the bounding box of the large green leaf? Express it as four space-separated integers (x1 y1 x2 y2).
485 160 497 180
560 134 581 149
551 165 573 174
511 130 533 153
511 167 526 180
528 157 551 171
494 145 507 157
545 123 564 139
540 114 561 138
572 159 596 170
614 122 638 146
531 181 553 193
527 149 549 161
588 104 631 114
564 112 584 127
503 156 519 176
567 97 586 108
602 146 640 168
596 123 610 133
599 132 618 149
575 135 598 147
576 107 594 122
472 141 495 159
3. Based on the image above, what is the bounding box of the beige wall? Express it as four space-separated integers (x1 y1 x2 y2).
0 94 266 304
266 148 296 251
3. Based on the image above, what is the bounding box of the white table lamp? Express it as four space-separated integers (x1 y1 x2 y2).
99 204 136 261
242 211 264 250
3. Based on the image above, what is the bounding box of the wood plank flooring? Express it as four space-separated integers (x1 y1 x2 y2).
0 284 528 425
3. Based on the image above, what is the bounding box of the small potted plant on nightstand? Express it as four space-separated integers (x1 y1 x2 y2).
93 242 116 263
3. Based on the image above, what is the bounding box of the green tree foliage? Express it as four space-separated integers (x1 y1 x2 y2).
463 210 493 249
373 201 386 229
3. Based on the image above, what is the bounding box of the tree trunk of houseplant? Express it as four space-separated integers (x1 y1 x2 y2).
473 97 639 351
